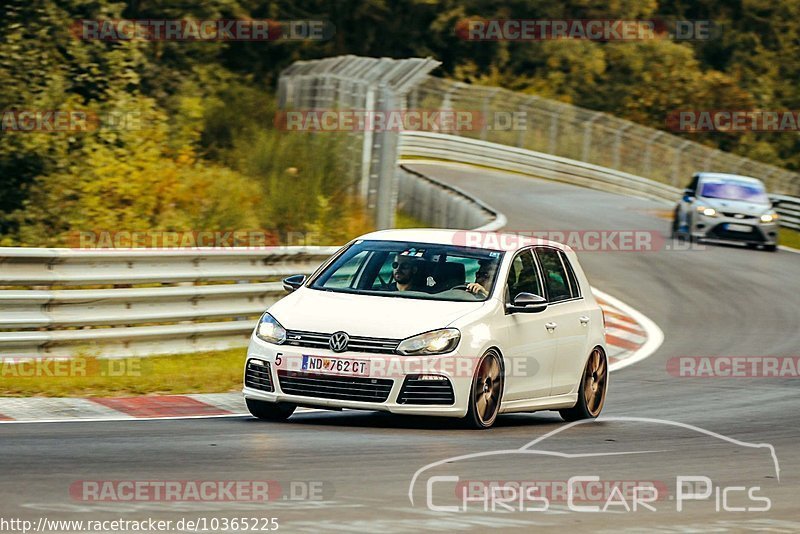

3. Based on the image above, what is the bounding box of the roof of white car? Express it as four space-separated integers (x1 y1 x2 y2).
355 228 567 251
697 172 763 184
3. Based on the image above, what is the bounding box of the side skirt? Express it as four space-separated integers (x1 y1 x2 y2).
499 393 578 414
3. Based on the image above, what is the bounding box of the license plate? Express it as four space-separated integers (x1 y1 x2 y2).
302 355 369 375
727 223 752 233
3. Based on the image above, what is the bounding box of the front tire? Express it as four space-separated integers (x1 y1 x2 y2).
671 212 680 239
246 398 296 421
764 244 778 252
464 349 504 429
560 347 608 422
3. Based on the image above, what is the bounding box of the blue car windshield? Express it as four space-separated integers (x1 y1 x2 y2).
700 180 769 203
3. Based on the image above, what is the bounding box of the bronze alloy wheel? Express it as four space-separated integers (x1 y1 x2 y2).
583 347 608 417
466 350 504 429
560 347 608 422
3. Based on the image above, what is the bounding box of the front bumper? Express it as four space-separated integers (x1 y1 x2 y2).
692 215 778 245
242 336 475 418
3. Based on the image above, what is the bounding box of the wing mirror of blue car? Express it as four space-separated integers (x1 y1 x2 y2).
683 188 696 202
507 292 548 314
283 274 306 293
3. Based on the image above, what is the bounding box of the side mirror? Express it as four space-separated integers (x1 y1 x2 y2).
283 274 306 293
683 188 695 202
506 292 548 313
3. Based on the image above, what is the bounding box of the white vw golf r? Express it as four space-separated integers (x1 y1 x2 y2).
243 229 608 429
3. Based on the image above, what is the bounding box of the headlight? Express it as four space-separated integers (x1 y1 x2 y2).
760 213 778 223
397 328 460 356
255 313 286 344
697 206 717 217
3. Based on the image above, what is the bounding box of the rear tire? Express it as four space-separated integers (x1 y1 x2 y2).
560 347 608 422
246 399 296 421
464 349 504 429
764 244 778 252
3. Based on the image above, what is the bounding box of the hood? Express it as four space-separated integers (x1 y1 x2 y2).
268 287 486 339
698 196 771 216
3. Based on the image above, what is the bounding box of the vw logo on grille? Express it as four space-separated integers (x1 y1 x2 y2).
329 331 349 352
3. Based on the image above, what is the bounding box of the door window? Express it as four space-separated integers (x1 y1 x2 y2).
535 247 573 302
559 250 581 298
506 249 543 299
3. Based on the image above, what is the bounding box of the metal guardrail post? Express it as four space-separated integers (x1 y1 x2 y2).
278 56 441 228
481 90 497 141
373 84 400 229
548 110 559 155
672 141 691 186
518 97 537 149
612 123 634 170
360 85 375 199
582 113 601 163
643 131 662 178
440 86 455 135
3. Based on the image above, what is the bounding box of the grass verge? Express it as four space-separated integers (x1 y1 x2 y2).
0 349 246 398
395 210 429 229
779 227 800 250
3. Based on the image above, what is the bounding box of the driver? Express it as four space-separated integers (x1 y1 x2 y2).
466 259 498 297
391 255 424 291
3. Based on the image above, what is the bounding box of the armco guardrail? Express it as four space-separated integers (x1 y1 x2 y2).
0 247 338 358
399 131 681 202
0 168 506 359
397 165 506 231
399 131 800 231
3 132 796 359
772 195 800 231
411 75 800 197
0 247 339 286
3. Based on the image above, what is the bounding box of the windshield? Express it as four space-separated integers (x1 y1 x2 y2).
700 179 769 203
310 240 504 302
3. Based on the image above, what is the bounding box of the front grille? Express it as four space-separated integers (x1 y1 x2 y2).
245 360 274 392
277 370 393 403
708 224 765 242
283 330 400 354
397 375 455 405
721 212 757 219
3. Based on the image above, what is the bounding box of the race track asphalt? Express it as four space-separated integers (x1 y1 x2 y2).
2 163 798 533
